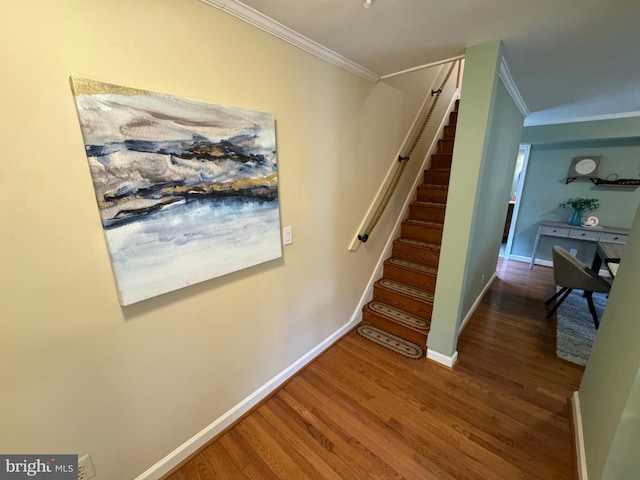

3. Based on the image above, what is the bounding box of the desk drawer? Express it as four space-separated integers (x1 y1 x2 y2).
541 226 570 237
569 229 600 241
599 232 628 244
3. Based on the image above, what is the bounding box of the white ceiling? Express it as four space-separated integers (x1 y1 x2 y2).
209 0 640 126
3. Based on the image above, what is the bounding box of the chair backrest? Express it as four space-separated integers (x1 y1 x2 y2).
551 246 611 293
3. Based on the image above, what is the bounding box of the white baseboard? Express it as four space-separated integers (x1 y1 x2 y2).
507 254 553 267
426 348 459 368
134 319 357 480
506 254 533 264
572 391 589 480
427 269 496 368
458 272 496 334
506 255 612 277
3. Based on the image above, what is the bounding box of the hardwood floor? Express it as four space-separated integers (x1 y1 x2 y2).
166 259 584 479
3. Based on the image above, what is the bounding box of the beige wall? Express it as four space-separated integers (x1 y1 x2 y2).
0 1 437 478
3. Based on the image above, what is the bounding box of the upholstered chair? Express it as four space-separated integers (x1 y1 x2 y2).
545 245 611 329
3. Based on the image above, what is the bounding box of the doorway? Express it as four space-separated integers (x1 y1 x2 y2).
501 144 530 258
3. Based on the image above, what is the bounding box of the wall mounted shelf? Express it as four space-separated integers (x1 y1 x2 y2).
589 178 640 188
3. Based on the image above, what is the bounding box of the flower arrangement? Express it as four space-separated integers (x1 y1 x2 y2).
559 197 599 226
559 197 599 212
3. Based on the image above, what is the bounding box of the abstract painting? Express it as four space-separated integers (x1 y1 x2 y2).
70 77 281 305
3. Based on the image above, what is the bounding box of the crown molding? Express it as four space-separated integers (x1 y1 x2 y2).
524 110 640 127
200 0 380 83
498 57 529 118
380 55 465 80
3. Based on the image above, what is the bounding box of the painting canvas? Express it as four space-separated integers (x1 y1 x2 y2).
70 77 282 305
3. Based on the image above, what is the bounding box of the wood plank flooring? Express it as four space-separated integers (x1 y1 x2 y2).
166 259 584 479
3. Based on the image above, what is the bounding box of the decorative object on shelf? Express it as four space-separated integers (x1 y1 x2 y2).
70 77 282 306
566 156 601 184
582 216 600 227
589 173 640 187
559 197 599 226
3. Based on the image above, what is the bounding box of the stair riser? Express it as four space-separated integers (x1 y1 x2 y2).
443 125 456 139
423 170 450 185
430 154 452 170
372 286 433 318
362 312 427 347
409 204 446 223
449 111 458 125
392 243 440 267
383 263 437 292
437 139 455 154
417 186 448 203
400 222 443 244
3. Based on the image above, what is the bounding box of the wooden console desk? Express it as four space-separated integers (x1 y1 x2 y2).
529 221 629 268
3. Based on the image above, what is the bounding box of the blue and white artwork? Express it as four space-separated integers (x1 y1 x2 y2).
70 77 281 305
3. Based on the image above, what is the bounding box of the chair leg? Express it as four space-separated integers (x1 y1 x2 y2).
546 288 573 318
545 287 568 305
585 291 600 329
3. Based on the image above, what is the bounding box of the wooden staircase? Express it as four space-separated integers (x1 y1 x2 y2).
361 100 458 353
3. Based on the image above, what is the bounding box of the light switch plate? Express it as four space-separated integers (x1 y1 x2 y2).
283 226 293 245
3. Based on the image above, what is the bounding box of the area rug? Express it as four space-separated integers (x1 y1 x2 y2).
556 291 607 366
357 324 424 359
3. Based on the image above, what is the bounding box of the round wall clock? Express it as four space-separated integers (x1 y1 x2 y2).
566 156 601 183
574 158 597 175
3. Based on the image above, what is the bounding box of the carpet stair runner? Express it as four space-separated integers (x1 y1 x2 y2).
359 99 458 358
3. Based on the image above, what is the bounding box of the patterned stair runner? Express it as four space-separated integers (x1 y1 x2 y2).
396 238 441 251
356 325 424 359
387 258 437 276
378 279 434 303
368 301 430 331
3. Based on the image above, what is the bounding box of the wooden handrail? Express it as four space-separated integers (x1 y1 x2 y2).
356 60 458 244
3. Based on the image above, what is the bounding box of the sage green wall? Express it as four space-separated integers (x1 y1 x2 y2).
428 40 523 357
579 205 640 480
511 135 640 264
461 80 523 314
600 369 640 480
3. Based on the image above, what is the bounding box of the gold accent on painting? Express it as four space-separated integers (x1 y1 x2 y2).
70 76 150 96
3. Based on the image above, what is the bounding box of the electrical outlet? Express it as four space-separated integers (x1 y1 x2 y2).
570 248 578 257
78 454 96 480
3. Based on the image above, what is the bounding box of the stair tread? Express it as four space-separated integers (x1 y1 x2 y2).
375 279 434 303
396 237 441 251
412 200 446 208
420 184 449 189
425 167 451 172
387 257 438 276
403 218 444 229
366 301 430 331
